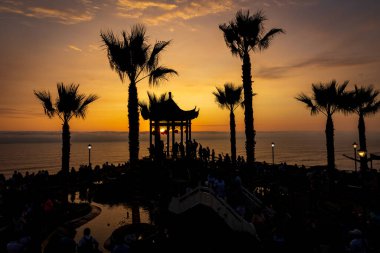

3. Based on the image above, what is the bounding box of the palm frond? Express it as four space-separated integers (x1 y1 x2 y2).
159 92 168 103
100 30 129 82
76 94 99 119
259 28 285 49
101 24 177 89
34 90 55 118
213 83 243 111
219 23 243 58
129 24 149 72
220 9 283 57
363 100 380 115
213 87 227 109
295 93 318 115
338 90 355 115
56 83 81 117
352 84 380 116
148 66 178 86
139 101 150 120
337 80 349 95
147 40 171 71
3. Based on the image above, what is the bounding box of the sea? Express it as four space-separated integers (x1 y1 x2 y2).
0 131 379 178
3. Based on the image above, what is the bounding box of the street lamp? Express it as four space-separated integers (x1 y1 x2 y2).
88 144 92 167
353 142 357 172
271 142 275 165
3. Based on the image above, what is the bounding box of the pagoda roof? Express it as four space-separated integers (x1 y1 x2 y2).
142 92 199 121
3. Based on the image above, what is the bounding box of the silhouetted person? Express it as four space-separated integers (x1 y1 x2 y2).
149 143 155 159
78 227 100 253
347 229 368 253
224 153 231 163
111 232 130 253
58 226 77 253
6 238 24 253
179 142 185 158
173 142 179 158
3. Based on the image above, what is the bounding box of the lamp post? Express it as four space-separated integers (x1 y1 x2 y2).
271 142 275 165
353 142 357 172
88 144 92 167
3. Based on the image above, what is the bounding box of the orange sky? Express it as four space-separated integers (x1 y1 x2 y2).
0 0 379 132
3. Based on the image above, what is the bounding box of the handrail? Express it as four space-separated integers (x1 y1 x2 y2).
179 187 245 221
241 186 275 218
169 186 258 238
241 186 264 207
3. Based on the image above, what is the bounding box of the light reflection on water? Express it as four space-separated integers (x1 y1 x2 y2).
73 196 151 252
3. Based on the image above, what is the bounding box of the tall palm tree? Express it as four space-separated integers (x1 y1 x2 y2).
351 85 380 171
101 24 177 165
140 92 168 160
219 10 283 164
34 83 98 174
296 80 350 171
213 83 243 164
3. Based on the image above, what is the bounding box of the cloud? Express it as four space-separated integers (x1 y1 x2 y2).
26 7 92 24
254 0 318 8
257 65 289 79
117 11 143 19
68 45 82 52
0 0 97 24
0 5 24 15
117 0 177 10
117 0 233 25
293 54 378 69
0 107 40 118
257 53 378 79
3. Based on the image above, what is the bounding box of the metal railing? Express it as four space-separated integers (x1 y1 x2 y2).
168 186 258 238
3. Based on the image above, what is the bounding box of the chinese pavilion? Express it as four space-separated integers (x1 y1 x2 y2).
141 92 199 156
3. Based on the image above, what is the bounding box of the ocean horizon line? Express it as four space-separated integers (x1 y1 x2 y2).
1 130 378 134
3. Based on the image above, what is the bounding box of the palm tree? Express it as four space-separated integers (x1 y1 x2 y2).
213 83 243 164
140 92 168 160
219 10 283 164
101 24 177 165
296 80 350 171
34 83 98 174
351 85 380 171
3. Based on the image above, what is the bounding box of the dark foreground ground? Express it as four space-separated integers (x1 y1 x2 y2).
1 157 380 252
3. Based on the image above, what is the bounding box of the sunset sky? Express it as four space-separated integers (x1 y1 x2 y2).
0 0 379 132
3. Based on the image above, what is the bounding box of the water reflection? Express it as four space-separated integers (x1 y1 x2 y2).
71 193 151 252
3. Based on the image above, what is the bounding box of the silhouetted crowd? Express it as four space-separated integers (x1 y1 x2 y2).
1 138 380 253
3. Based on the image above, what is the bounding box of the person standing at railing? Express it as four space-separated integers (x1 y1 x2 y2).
214 176 226 199
228 169 246 217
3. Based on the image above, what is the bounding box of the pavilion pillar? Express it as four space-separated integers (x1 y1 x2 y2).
171 121 175 155
166 121 170 156
180 121 184 143
189 120 192 141
149 120 152 147
185 120 189 142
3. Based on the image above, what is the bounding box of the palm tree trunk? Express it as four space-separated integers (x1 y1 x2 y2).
128 82 139 166
230 110 237 164
62 121 70 174
325 114 335 171
358 113 368 171
242 53 255 164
